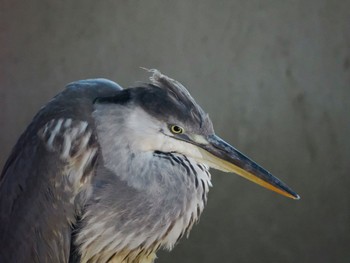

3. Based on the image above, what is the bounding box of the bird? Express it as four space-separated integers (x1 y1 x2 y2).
0 70 299 263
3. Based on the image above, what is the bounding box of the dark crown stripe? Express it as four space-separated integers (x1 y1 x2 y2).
93 89 131 105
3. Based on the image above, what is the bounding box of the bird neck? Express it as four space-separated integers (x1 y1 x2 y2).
88 103 212 255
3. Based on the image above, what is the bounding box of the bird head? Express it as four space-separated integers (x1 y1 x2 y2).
94 70 299 200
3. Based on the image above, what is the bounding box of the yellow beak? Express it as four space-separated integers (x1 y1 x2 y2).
197 135 300 200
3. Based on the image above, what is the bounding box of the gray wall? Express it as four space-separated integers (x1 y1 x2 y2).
1 1 349 262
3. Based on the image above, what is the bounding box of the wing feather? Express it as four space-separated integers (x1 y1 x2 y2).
0 79 122 263
0 119 98 262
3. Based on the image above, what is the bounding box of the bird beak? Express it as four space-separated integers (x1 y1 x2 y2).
195 134 300 200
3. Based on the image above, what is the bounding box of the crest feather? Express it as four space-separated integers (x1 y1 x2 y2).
144 69 211 131
146 69 198 110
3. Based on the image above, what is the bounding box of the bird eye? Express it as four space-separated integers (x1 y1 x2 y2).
170 125 184 134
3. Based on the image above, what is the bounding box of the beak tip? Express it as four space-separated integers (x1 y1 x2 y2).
289 192 300 200
294 194 301 200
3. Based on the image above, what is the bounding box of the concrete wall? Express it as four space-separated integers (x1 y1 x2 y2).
1 1 349 262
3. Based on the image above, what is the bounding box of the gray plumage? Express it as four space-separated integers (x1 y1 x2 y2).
0 72 211 263
0 70 299 263
0 79 123 262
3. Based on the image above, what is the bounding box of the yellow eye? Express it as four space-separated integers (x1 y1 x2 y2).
170 125 184 134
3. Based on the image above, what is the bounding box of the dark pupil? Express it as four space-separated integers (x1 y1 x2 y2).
173 126 181 133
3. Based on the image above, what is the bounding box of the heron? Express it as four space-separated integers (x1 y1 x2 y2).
0 70 299 263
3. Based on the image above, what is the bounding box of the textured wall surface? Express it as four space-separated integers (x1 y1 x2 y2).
1 1 349 262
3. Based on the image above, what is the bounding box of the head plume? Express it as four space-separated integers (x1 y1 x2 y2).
138 69 212 132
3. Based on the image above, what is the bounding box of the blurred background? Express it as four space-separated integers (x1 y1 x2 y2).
1 1 349 262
